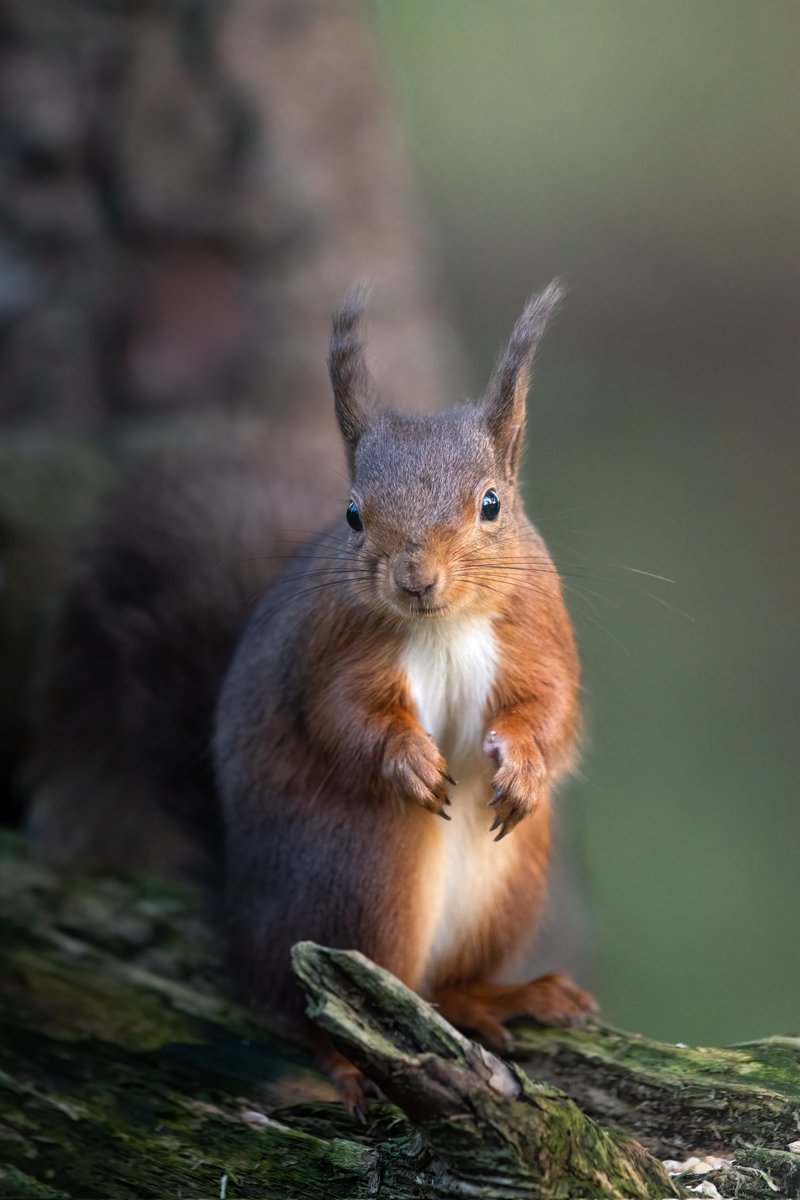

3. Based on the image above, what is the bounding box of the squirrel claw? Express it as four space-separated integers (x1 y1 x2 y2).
489 797 522 841
437 806 452 820
442 771 457 786
443 794 452 806
488 785 503 806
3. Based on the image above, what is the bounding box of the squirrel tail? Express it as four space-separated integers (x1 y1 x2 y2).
25 442 339 880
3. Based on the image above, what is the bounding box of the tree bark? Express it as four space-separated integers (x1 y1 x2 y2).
0 831 798 1199
292 941 677 1199
0 0 462 819
0 0 460 430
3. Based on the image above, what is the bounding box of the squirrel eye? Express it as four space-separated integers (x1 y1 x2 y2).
481 488 501 522
346 500 363 532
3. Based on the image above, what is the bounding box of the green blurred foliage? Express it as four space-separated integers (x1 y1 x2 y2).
372 0 800 1044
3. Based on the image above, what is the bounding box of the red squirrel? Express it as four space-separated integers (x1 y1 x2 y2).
28 280 595 1108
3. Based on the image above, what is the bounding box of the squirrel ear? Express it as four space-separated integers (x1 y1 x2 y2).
481 279 564 478
328 290 375 469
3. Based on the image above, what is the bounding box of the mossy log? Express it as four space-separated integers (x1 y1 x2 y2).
292 942 676 1198
0 832 798 1199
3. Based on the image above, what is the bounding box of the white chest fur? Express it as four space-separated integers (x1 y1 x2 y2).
401 613 498 768
401 614 511 984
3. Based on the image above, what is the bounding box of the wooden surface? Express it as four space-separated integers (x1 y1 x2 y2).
0 831 797 1199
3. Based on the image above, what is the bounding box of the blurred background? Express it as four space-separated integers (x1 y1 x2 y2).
1 0 797 1046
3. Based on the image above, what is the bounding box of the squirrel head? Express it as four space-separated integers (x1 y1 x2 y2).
327 282 564 620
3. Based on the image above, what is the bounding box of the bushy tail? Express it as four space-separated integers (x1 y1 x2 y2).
26 443 340 880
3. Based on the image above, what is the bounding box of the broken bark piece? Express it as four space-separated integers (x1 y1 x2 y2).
291 941 678 1199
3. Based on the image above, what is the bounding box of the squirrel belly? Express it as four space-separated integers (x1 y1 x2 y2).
400 613 545 991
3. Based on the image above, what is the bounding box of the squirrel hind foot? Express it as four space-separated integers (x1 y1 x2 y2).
315 1043 381 1120
433 973 598 1051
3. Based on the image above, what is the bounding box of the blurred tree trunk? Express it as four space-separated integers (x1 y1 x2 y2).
0 0 459 428
0 0 461 811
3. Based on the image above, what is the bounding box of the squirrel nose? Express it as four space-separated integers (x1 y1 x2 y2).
401 578 436 599
394 563 439 599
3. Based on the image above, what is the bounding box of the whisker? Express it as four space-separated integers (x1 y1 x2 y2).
458 576 615 636
572 608 632 657
215 553 350 568
516 527 681 584
451 573 551 600
473 562 694 620
530 502 596 523
605 562 676 584
275 567 373 582
246 576 374 623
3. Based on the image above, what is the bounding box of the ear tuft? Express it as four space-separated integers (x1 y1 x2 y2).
482 279 565 477
327 288 375 467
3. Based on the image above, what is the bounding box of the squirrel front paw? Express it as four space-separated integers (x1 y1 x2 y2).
382 728 454 818
483 729 546 841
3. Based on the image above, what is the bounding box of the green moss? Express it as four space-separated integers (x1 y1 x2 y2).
0 1165 70 1199
0 1022 379 1200
518 1024 800 1101
733 1147 800 1198
0 924 206 1050
513 1021 800 1151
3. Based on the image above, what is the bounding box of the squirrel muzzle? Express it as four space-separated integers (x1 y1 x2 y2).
391 550 443 610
